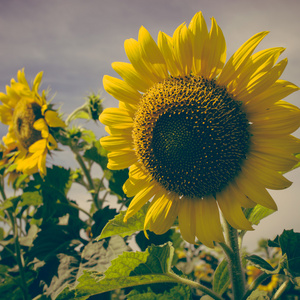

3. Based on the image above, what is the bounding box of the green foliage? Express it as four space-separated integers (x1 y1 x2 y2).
1 97 299 300
57 242 191 299
98 203 149 240
213 259 230 295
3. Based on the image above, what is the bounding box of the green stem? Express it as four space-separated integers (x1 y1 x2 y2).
65 104 88 125
74 152 99 209
221 218 246 300
60 201 92 219
272 279 290 300
167 272 224 300
6 210 30 300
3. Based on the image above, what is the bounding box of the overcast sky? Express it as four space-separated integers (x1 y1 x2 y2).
1 0 299 250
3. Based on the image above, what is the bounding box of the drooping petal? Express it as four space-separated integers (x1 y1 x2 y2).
178 197 196 244
217 186 253 230
195 196 224 247
145 192 179 235
124 181 160 221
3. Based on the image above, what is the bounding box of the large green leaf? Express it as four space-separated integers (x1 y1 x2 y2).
278 230 300 277
47 235 129 299
97 203 149 240
213 259 230 295
57 242 186 300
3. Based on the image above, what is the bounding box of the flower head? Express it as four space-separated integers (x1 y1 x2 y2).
0 69 66 177
100 12 300 247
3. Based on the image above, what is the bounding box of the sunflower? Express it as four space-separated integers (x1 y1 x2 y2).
100 12 300 247
247 265 279 292
0 69 66 177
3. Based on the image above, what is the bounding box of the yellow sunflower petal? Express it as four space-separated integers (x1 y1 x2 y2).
217 187 253 230
107 150 137 170
124 181 159 221
100 135 133 152
217 31 269 87
188 11 209 75
112 62 150 92
245 80 299 113
236 58 288 102
235 172 277 210
178 197 196 244
99 107 133 129
146 192 179 235
157 31 180 76
201 17 226 79
33 119 49 138
47 134 58 150
172 23 193 76
195 196 224 247
103 75 141 105
138 26 168 80
44 110 66 128
124 38 157 84
28 139 47 154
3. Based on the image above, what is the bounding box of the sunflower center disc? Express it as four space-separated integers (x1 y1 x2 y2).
133 75 250 198
13 100 42 149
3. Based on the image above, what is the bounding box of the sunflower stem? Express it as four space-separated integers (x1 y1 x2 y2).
222 218 246 300
74 152 100 209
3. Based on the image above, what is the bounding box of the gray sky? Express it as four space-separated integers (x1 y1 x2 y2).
1 0 299 250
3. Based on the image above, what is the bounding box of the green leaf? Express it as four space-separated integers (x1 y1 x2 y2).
245 255 277 274
57 242 180 299
278 229 300 276
244 204 275 226
83 140 107 170
97 203 148 240
246 289 270 300
213 259 230 295
20 191 43 207
108 169 129 199
47 235 129 300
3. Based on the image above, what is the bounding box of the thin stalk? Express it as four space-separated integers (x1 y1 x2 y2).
222 218 246 300
6 210 30 300
167 272 224 300
60 201 92 219
74 152 99 209
272 279 291 300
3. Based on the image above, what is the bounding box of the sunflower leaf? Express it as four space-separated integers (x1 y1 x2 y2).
213 259 230 294
246 290 270 300
244 204 275 226
245 254 278 274
277 229 300 277
57 242 181 299
97 203 149 240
